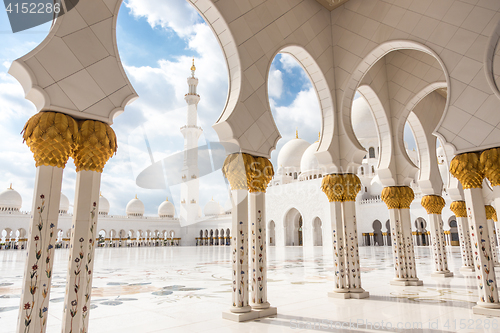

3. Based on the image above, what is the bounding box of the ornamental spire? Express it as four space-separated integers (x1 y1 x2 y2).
191 58 196 76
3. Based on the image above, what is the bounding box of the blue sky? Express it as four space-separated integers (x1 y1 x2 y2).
0 0 416 216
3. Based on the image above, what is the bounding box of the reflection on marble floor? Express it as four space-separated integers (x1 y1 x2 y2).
0 246 498 332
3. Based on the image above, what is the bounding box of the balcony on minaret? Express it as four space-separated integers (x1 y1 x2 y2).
191 199 196 204
191 175 197 179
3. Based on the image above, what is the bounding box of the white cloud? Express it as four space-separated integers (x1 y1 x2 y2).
124 0 201 37
268 67 283 99
280 53 301 73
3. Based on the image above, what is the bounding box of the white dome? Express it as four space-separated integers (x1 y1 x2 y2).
0 185 22 211
126 195 144 217
158 198 175 217
352 97 377 141
300 141 320 173
369 175 383 197
204 199 221 216
277 138 310 169
59 193 69 214
99 194 110 215
224 198 232 213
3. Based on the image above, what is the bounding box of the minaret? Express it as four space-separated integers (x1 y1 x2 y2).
180 59 203 225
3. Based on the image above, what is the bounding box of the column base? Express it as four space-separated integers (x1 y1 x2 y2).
390 279 423 286
251 301 270 309
431 271 454 278
222 307 277 322
460 266 475 274
328 291 369 299
472 305 500 317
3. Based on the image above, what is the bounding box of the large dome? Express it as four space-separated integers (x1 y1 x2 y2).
158 198 175 218
0 185 22 211
204 199 221 216
99 193 110 215
300 141 320 173
351 97 377 141
59 193 70 214
126 195 144 217
277 137 310 169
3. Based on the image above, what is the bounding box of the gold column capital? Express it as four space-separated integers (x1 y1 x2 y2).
320 173 361 202
450 201 467 218
22 111 78 168
248 155 274 193
421 195 445 214
381 186 414 209
485 205 497 222
450 152 483 189
222 153 274 192
480 148 500 187
73 120 117 173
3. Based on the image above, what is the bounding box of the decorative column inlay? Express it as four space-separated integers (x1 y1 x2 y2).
486 205 499 267
421 195 453 277
451 152 500 314
247 156 274 311
381 186 422 286
450 201 474 272
18 112 77 333
321 173 369 299
62 120 117 333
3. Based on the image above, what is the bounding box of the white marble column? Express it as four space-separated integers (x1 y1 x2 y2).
451 201 474 273
323 174 368 298
422 195 453 278
17 166 64 333
486 206 499 267
249 191 275 316
61 171 101 333
382 186 422 286
451 152 500 316
342 200 368 297
329 200 347 293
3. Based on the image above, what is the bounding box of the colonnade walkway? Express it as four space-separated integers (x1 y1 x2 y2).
0 246 496 333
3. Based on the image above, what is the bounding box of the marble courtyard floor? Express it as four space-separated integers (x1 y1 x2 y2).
0 245 498 333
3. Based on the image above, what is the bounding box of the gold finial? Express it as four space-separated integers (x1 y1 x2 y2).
296 127 299 139
191 58 196 71
9 183 12 190
318 132 321 140
135 194 138 199
100 191 102 196
212 196 214 201
166 197 169 202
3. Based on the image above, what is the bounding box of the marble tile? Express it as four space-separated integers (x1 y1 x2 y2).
1 246 499 333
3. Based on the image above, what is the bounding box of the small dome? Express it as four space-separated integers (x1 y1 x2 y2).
59 193 70 214
224 198 232 214
99 193 110 215
369 175 383 197
158 198 175 217
352 97 377 141
0 184 22 211
300 141 320 173
204 198 221 216
277 138 310 170
126 195 144 217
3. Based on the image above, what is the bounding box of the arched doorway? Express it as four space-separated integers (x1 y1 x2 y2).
372 220 383 246
312 217 323 246
284 208 303 246
268 221 276 246
448 216 459 246
415 217 428 246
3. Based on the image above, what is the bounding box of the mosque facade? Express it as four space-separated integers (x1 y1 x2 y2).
3 0 500 330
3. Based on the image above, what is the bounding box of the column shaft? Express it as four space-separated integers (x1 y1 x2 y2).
62 171 101 333
249 192 269 309
330 201 347 291
343 200 364 292
456 216 474 270
389 208 407 280
487 218 499 266
465 188 500 306
18 166 63 333
230 189 251 313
